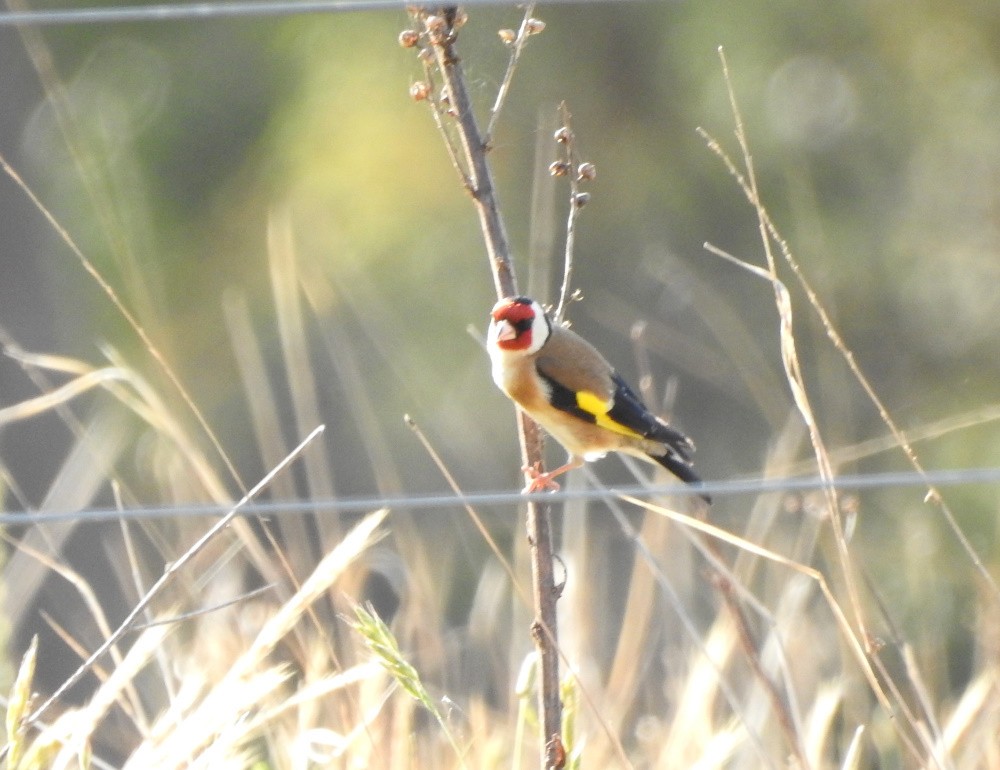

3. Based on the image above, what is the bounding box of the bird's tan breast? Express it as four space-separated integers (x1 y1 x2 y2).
494 354 549 412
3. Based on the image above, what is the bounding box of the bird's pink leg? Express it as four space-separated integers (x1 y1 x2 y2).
521 457 584 493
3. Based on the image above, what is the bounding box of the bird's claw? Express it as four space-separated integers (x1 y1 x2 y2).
521 462 561 493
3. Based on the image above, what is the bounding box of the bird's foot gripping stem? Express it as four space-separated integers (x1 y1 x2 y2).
521 462 561 493
520 457 583 494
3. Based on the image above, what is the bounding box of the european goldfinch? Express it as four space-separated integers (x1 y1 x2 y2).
487 296 710 503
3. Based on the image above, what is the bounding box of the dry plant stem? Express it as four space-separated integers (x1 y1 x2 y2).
619 493 927 764
407 417 633 769
426 13 517 297
715 575 809 769
700 157 1000 756
861 583 948 763
705 45 999 611
768 215 1000 605
0 152 245 498
419 54 471 188
708 48 867 647
423 11 562 766
701 202 936 763
25 425 325 727
130 583 278 630
658 448 809 765
484 2 536 148
554 103 581 323
613 461 807 765
405 415 526 599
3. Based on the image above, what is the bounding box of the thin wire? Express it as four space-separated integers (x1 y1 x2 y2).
0 0 619 27
3 466 999 526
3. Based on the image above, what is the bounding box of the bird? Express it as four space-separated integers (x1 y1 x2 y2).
487 296 710 503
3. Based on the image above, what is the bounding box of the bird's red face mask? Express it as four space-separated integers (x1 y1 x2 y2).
489 297 537 352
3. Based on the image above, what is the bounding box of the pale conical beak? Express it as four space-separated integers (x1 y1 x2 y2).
490 319 517 343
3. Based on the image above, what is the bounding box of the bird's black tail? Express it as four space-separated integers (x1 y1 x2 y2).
652 451 712 505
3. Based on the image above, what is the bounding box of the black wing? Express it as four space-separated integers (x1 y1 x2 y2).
606 372 695 461
539 367 710 504
536 366 600 426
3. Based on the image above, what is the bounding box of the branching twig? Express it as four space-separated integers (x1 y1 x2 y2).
550 104 594 324
403 9 563 767
700 112 1000 611
699 50 964 765
704 43 1000 638
406 9 517 296
484 4 541 149
700 48 868 652
411 45 471 189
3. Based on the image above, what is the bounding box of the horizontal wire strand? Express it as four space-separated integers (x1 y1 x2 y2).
2 465 998 526
0 2 994 526
0 0 619 27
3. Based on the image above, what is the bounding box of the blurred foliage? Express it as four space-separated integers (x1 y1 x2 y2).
3 1 1000 761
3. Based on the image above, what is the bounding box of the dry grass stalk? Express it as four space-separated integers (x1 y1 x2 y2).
125 509 387 768
25 425 326 727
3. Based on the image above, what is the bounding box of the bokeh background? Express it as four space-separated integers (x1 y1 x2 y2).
2 0 1000 765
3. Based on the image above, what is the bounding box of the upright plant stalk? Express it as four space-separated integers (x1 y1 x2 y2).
410 8 563 767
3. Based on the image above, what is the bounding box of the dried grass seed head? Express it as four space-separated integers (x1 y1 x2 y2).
577 162 597 182
554 126 573 144
409 81 431 101
424 14 446 32
548 160 570 177
398 29 420 48
498 28 516 45
424 13 450 44
524 18 546 35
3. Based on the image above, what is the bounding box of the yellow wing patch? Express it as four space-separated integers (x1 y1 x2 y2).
575 390 644 439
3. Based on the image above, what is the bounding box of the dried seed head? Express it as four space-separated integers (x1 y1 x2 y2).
577 162 597 182
398 29 420 48
451 8 468 28
548 160 570 177
573 192 591 207
409 81 431 101
498 28 516 45
554 126 572 144
417 46 434 62
524 18 546 35
424 14 446 32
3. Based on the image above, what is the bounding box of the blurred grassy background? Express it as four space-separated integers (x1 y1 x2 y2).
2 1 1000 766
